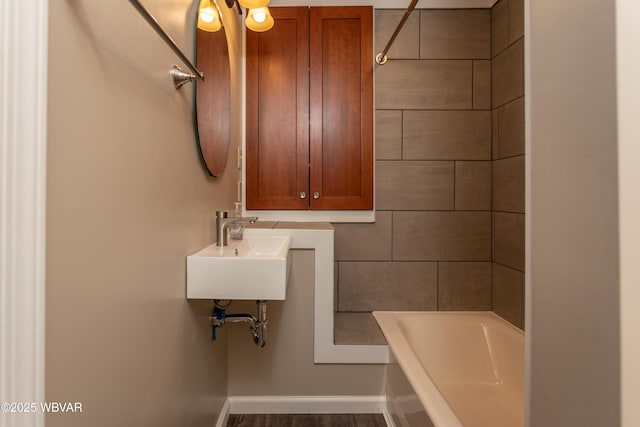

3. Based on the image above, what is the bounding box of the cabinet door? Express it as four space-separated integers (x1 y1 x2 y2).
246 7 309 210
309 7 374 210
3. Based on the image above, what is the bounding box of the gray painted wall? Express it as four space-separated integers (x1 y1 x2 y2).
529 1 620 425
46 1 241 425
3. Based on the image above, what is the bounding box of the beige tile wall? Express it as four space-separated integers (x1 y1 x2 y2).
393 211 492 261
376 60 472 109
335 9 494 344
438 262 492 310
491 0 525 328
334 3 525 342
338 262 438 311
420 10 491 59
402 111 491 160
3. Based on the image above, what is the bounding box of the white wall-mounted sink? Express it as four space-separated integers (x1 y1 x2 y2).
187 230 291 300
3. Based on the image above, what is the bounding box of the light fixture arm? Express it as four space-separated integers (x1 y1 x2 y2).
224 0 274 31
225 0 243 14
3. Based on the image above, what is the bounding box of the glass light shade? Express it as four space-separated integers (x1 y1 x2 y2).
246 7 274 32
237 0 269 9
252 10 267 23
198 0 222 32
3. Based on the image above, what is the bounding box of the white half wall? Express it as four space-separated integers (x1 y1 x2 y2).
227 226 386 397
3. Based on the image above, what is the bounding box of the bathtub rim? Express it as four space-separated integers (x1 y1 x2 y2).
373 310 524 427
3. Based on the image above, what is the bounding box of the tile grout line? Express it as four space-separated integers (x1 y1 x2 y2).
400 109 404 160
489 0 500 318
453 160 457 210
490 0 495 312
493 260 525 274
471 59 475 110
436 261 440 311
418 9 422 59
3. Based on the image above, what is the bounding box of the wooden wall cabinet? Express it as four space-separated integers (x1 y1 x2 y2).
246 6 373 211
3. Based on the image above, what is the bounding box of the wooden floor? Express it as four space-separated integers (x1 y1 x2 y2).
225 414 387 427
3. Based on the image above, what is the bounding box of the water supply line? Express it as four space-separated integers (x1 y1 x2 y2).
375 0 419 65
210 300 268 347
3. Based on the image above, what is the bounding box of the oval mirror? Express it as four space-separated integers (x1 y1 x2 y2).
195 1 230 177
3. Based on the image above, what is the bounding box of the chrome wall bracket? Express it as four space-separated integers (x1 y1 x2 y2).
375 53 388 65
171 65 198 89
129 0 204 89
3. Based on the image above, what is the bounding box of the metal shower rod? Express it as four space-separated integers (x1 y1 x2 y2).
376 0 419 65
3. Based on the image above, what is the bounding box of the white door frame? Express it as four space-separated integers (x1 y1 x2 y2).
1 2 638 427
0 1 48 426
617 2 640 426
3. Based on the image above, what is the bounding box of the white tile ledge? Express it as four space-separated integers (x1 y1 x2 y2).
246 224 389 364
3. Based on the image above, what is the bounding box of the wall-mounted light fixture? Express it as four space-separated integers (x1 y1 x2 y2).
245 6 274 32
198 0 223 32
224 0 274 32
234 0 268 8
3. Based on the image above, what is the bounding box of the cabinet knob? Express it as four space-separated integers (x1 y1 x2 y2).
300 192 306 199
313 192 320 199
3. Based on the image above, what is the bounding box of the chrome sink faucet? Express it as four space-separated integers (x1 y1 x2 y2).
215 210 258 247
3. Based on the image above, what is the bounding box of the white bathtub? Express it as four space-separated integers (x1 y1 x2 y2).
373 311 524 427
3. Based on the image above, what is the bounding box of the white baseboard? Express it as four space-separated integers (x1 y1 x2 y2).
382 407 396 427
215 399 231 427
227 395 387 415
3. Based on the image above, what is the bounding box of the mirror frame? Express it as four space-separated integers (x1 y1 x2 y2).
194 1 231 177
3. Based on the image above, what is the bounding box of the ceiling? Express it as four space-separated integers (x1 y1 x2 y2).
269 0 498 8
